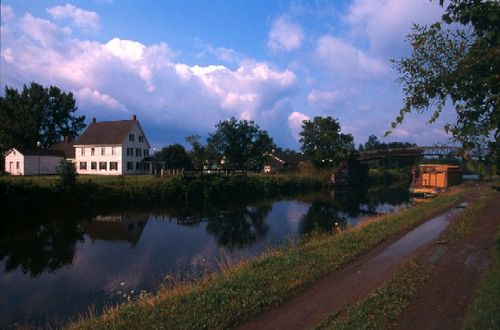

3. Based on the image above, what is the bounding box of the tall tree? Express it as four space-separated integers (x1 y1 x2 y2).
0 82 86 152
154 144 193 169
206 117 274 169
390 0 499 171
299 116 354 168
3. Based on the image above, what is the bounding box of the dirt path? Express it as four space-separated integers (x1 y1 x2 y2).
238 189 485 330
390 186 499 329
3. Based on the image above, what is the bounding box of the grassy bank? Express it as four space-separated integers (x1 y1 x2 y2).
316 188 495 329
463 224 500 329
69 187 463 329
0 173 326 217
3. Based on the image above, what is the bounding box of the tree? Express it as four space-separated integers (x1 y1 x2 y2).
154 144 193 169
364 135 381 151
185 134 210 169
390 0 499 172
0 82 86 153
206 117 275 169
57 159 78 188
299 116 354 167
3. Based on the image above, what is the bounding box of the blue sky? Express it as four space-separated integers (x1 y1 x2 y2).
0 0 456 149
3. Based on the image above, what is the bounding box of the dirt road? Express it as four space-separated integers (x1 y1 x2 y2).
239 184 498 330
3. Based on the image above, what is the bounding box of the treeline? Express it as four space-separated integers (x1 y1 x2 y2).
0 174 326 218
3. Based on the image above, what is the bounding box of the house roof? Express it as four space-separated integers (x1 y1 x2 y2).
7 147 65 157
75 119 140 145
51 139 76 158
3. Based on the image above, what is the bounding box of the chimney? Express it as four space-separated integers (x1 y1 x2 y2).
92 117 96 123
132 114 137 121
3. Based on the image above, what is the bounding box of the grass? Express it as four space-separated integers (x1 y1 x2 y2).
0 173 327 219
463 224 500 330
69 187 464 329
315 186 496 330
316 261 429 330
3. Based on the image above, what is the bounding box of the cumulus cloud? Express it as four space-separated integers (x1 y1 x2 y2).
314 36 388 79
268 16 304 52
47 3 101 33
307 89 348 109
1 7 299 139
288 111 309 140
76 87 127 113
343 0 443 57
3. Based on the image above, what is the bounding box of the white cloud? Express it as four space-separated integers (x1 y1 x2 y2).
307 89 347 109
47 3 101 33
21 14 72 48
344 0 443 57
1 8 298 136
76 87 127 112
288 111 309 140
268 16 304 52
314 35 388 79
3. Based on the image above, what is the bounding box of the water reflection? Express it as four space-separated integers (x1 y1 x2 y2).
83 214 148 245
0 185 409 327
206 205 271 248
0 221 84 277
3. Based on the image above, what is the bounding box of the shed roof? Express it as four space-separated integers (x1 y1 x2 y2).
7 148 65 157
75 120 138 145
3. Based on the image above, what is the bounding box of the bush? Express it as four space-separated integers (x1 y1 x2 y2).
57 160 78 188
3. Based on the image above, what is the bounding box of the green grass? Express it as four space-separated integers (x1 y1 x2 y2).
69 188 464 329
315 188 496 330
463 224 500 330
316 261 429 330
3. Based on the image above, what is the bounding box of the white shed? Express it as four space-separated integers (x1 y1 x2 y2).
4 148 65 176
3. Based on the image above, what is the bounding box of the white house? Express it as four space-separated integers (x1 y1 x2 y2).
73 115 151 175
4 148 65 176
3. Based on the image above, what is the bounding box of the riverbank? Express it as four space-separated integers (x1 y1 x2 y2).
69 185 465 329
0 173 327 218
316 184 499 329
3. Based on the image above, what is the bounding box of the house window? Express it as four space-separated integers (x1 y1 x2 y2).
136 162 141 170
129 134 134 141
112 147 116 155
16 162 19 169
127 161 133 170
144 149 149 157
138 135 144 142
81 148 85 156
110 162 118 170
99 162 107 170
91 162 97 170
136 148 142 157
101 147 105 155
79 162 87 170
91 148 95 156
126 148 133 156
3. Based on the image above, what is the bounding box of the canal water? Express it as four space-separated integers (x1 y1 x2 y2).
0 186 409 327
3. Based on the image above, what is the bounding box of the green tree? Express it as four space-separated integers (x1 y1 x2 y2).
299 116 354 168
364 135 381 151
0 82 86 153
57 159 78 188
206 117 275 169
390 0 499 171
185 134 210 169
154 144 193 169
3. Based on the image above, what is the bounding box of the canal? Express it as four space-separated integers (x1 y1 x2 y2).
0 186 409 327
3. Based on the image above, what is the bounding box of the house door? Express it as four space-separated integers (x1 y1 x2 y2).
9 162 13 174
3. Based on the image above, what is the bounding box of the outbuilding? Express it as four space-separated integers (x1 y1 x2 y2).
4 148 65 176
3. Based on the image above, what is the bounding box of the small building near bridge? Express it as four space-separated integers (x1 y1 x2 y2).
410 164 462 196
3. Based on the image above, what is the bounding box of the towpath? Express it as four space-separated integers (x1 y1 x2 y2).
239 184 497 330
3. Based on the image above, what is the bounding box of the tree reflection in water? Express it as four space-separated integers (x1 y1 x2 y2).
0 221 84 276
205 204 271 249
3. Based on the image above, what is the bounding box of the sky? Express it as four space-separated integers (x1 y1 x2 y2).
0 0 458 150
